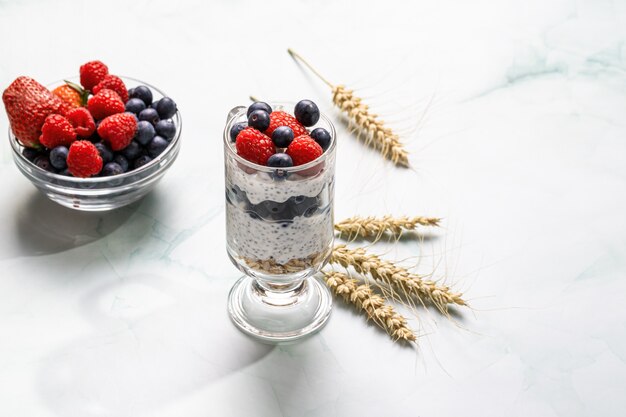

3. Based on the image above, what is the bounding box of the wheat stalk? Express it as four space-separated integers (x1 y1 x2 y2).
335 215 440 240
288 48 410 167
323 270 416 342
330 244 466 313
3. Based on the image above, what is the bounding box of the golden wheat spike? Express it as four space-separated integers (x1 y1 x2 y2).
335 215 440 239
287 48 410 167
323 270 416 342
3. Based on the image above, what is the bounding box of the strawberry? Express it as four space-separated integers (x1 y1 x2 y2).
39 114 77 148
97 112 137 151
52 84 82 109
286 134 323 166
2 76 69 148
66 107 96 138
67 140 103 177
87 88 125 120
235 127 275 165
92 75 129 102
79 60 109 91
265 111 308 137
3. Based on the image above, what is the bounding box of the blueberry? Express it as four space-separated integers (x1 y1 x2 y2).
155 119 176 140
22 147 40 161
49 146 69 169
271 126 294 148
290 195 320 217
310 127 331 151
150 99 160 110
247 101 272 117
267 153 293 168
125 98 146 114
138 108 160 125
147 136 168 157
130 85 153 105
230 122 246 142
121 140 141 160
127 87 135 98
134 155 153 169
113 154 129 172
294 99 320 127
94 142 113 164
59 168 72 176
156 97 177 119
34 155 55 172
248 109 270 131
136 120 156 145
101 162 124 176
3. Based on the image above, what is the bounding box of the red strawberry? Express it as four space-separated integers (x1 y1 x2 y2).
97 112 137 151
87 88 124 120
92 75 128 102
66 107 96 138
39 114 77 148
67 140 103 177
2 76 69 148
235 127 275 165
265 111 308 137
286 135 323 166
80 60 109 91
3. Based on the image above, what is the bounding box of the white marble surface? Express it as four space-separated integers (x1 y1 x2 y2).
1 0 625 416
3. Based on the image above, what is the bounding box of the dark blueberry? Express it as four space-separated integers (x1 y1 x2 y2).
155 119 176 140
101 162 124 176
49 146 68 169
134 155 153 169
127 87 135 98
248 109 270 131
138 108 160 125
113 154 129 172
294 99 320 127
246 101 272 117
271 126 294 148
125 98 146 114
59 168 72 176
34 155 55 172
229 122 246 142
94 142 113 164
22 147 40 161
150 99 160 110
130 85 153 105
156 97 177 119
136 120 156 146
147 136 168 157
290 196 320 217
267 153 293 168
310 127 331 151
122 140 141 160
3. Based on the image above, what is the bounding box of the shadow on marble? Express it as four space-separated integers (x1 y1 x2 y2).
34 273 273 417
8 190 137 259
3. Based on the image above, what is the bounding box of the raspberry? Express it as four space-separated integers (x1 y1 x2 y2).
52 85 82 109
92 75 129 102
67 140 103 177
66 107 96 138
39 114 77 148
235 127 275 165
265 111 308 137
87 88 124 120
97 112 138 151
79 60 109 91
286 135 323 166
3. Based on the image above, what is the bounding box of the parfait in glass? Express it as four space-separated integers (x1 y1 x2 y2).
224 100 336 341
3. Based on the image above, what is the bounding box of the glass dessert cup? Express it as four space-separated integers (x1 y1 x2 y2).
8 76 182 212
224 104 336 342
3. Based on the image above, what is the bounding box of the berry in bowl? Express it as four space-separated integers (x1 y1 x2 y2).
224 99 336 342
3 60 181 211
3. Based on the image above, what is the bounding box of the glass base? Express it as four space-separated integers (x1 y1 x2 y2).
227 274 332 342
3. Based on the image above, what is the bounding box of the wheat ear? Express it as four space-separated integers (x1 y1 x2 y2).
335 215 440 240
287 48 410 167
330 245 466 313
323 270 416 342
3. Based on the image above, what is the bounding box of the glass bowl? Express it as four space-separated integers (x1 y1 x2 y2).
8 76 182 211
